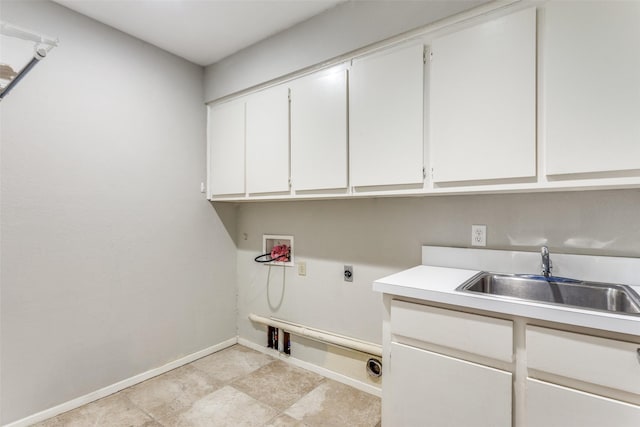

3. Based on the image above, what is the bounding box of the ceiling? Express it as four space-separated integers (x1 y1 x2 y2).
53 0 345 66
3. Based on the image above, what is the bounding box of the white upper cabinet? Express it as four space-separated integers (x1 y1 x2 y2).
430 8 537 183
208 2 640 201
544 1 640 176
290 67 348 192
208 99 245 197
245 84 290 194
349 44 425 188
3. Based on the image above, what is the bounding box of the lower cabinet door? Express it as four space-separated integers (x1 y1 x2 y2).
526 378 640 427
389 342 512 427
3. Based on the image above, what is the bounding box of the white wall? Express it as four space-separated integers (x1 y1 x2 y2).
204 0 483 101
0 1 237 424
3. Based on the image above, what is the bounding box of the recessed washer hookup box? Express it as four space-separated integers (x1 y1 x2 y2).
262 234 294 266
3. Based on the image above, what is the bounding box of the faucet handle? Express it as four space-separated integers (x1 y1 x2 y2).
541 245 552 277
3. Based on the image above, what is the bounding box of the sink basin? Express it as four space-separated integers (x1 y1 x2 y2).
456 272 640 315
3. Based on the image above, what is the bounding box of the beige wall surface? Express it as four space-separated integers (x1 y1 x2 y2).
0 1 237 423
236 190 640 347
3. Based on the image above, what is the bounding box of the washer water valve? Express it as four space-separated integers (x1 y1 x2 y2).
254 234 294 266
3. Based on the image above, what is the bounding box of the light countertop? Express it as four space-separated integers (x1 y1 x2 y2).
374 264 640 337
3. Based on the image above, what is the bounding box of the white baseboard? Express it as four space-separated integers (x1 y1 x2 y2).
3 338 237 427
237 337 382 398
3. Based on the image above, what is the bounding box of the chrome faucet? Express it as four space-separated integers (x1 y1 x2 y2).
541 246 552 278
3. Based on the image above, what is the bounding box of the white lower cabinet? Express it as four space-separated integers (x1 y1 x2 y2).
526 379 640 427
390 342 512 427
390 300 513 362
525 325 640 426
387 300 513 426
526 325 640 395
384 299 640 426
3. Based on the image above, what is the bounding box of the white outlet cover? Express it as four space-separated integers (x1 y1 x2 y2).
297 261 307 276
471 224 487 246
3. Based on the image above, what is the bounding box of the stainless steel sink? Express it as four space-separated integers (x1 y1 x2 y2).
456 272 640 315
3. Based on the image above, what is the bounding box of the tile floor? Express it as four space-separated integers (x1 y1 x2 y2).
33 345 382 427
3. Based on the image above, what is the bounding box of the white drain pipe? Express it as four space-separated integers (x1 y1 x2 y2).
249 313 382 357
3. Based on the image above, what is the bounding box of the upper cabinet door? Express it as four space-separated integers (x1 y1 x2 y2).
208 99 245 197
430 8 537 183
544 1 640 176
290 68 348 192
245 84 290 194
350 44 425 188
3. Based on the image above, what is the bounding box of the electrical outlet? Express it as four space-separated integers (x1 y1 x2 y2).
298 261 307 276
344 265 353 282
471 225 487 246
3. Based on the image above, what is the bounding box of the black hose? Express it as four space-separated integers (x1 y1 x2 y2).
254 253 289 263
